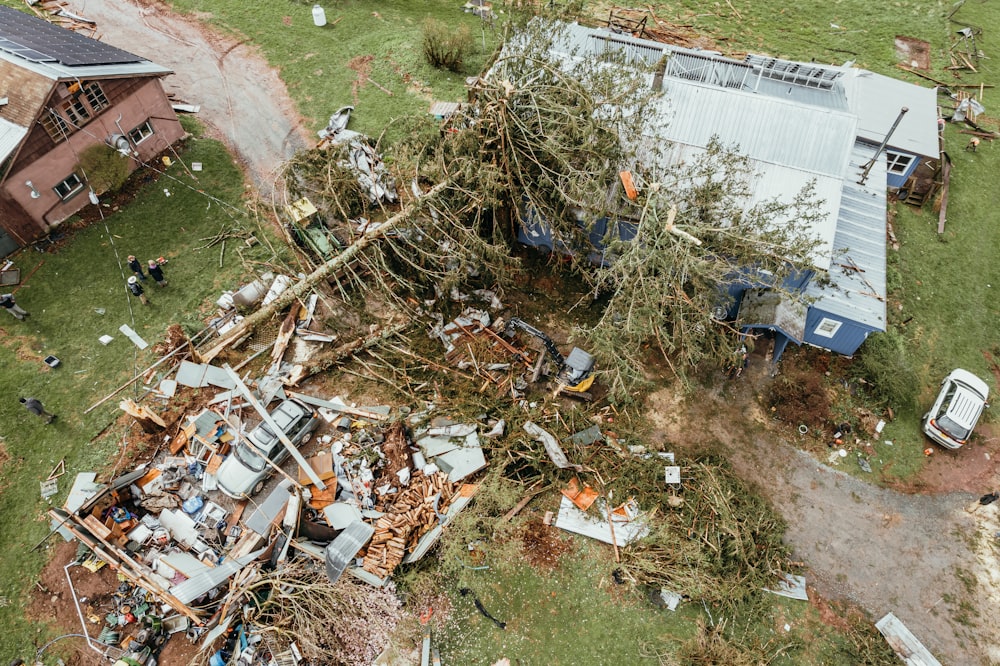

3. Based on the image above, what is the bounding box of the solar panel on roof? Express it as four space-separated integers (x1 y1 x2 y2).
0 5 144 67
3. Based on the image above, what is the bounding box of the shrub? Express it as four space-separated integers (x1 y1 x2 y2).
422 19 472 72
75 143 130 195
852 328 918 411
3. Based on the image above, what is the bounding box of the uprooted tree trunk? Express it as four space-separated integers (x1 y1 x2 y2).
199 179 452 363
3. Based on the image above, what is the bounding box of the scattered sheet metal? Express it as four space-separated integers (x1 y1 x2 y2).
875 612 942 666
327 129 399 203
171 549 265 605
764 573 808 601
524 421 583 472
119 324 149 350
175 360 236 389
553 495 649 546
325 520 375 584
245 481 294 537
565 425 603 446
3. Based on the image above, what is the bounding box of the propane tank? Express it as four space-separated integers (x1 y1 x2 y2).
312 4 326 27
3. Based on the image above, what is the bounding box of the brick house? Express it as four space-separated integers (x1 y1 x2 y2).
0 6 185 257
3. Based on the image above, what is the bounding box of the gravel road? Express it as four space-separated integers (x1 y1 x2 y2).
66 0 313 197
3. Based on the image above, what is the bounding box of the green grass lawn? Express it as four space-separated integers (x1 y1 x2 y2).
0 129 277 662
165 0 502 141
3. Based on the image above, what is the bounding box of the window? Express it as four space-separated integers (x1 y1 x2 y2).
83 82 109 113
62 96 91 125
813 317 842 339
128 120 154 145
885 151 914 175
40 110 70 143
53 173 84 201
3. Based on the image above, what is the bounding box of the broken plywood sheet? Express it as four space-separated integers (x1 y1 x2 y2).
553 495 649 546
764 573 808 601
875 613 941 666
175 360 236 389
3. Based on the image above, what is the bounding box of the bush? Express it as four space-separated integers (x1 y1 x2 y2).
76 143 130 195
852 328 918 411
422 19 472 72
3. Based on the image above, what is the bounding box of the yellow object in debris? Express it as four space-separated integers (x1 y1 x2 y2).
161 156 172 167
81 557 106 573
285 197 318 225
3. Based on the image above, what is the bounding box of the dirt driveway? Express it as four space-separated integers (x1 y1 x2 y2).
648 371 1000 666
65 0 313 198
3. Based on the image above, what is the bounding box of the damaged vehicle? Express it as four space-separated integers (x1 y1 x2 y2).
922 368 990 449
217 398 320 498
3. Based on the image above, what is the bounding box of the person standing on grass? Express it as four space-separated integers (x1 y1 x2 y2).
0 293 29 320
127 276 149 305
127 255 146 281
19 397 55 423
147 259 167 287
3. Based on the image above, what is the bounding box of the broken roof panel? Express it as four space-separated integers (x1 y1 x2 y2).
325 521 375 584
171 549 265 605
0 116 27 164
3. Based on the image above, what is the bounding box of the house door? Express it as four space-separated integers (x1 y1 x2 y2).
0 228 17 259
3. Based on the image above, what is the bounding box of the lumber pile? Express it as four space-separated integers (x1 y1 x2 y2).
362 471 455 578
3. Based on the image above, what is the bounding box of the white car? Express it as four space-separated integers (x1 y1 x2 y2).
922 369 990 450
216 399 320 498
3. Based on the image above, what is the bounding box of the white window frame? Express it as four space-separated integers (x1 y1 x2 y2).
53 173 84 201
885 151 914 175
128 120 154 145
813 317 842 339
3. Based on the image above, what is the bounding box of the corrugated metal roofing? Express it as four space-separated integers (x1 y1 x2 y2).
656 83 857 178
0 116 27 163
170 548 265 605
655 142 843 271
804 141 887 330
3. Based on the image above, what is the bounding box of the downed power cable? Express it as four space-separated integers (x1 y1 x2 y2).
459 588 506 630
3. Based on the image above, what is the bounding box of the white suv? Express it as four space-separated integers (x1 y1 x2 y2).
922 369 990 449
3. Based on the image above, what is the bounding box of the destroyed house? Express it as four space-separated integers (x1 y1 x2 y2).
0 6 184 257
514 23 939 361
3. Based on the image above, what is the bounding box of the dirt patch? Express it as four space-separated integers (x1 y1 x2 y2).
895 35 932 70
520 519 570 570
348 55 375 105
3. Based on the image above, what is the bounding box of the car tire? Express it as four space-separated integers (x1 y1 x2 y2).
300 431 313 445
252 480 265 496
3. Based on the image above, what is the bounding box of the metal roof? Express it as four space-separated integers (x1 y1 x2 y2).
0 116 27 163
842 69 939 158
656 82 857 177
803 140 887 331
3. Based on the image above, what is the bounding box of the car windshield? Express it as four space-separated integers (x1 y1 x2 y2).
234 440 267 472
936 413 972 441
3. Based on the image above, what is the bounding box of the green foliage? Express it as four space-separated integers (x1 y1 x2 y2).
422 18 473 72
76 143 130 194
852 328 919 411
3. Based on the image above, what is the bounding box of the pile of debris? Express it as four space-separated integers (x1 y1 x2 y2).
52 364 489 662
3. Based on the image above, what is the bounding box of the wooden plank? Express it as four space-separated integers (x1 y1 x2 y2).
875 613 942 666
937 156 952 234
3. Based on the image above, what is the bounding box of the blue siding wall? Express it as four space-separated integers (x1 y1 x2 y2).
803 308 875 355
886 152 920 189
